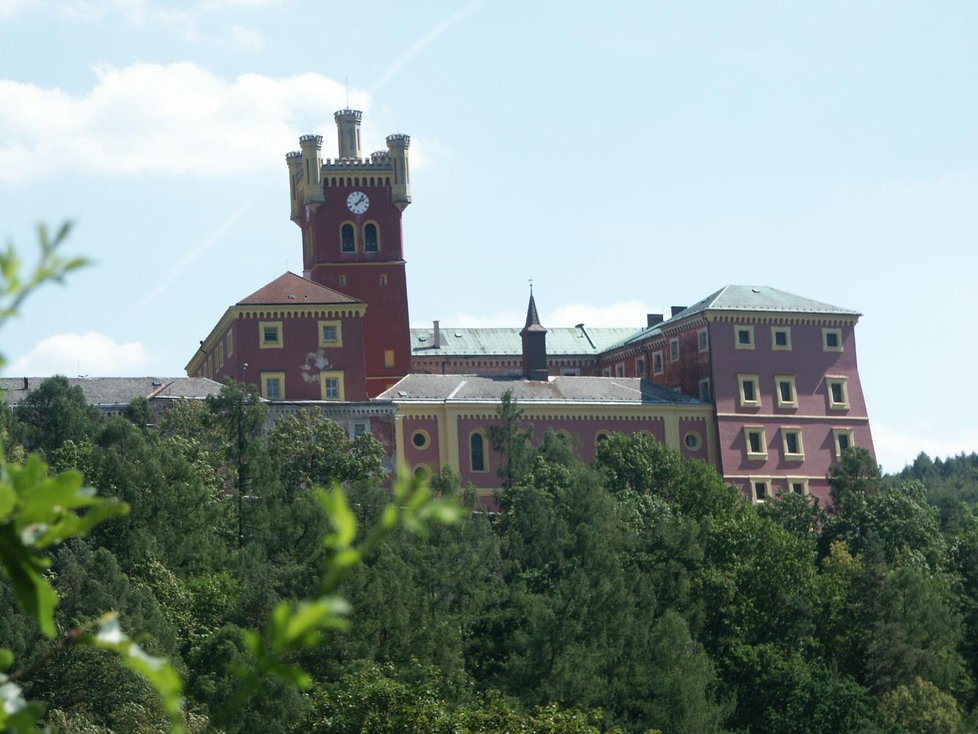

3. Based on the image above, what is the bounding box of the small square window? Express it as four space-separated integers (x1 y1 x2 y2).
833 429 855 458
789 479 809 496
338 274 347 287
226 330 234 356
261 371 286 400
350 421 369 439
652 351 664 375
752 479 771 503
615 363 625 377
827 377 849 410
380 273 389 287
775 375 798 408
698 328 709 352
321 371 344 401
670 338 680 362
699 377 712 402
385 349 395 368
772 326 791 351
735 325 755 350
823 327 843 352
260 321 283 349
738 374 761 408
319 320 343 347
745 427 767 459
636 358 646 377
781 428 804 460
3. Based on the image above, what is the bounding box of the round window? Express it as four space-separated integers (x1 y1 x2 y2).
412 430 430 449
684 432 702 451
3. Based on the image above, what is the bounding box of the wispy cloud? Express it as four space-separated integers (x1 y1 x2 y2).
370 0 484 94
0 63 354 183
131 188 267 316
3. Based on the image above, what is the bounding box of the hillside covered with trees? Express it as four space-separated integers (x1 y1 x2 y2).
2 375 978 733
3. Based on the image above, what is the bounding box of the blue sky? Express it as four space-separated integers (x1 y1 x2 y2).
1 1 976 472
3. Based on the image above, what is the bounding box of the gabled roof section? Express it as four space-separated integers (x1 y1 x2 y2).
673 285 859 321
0 377 224 407
238 272 360 306
611 285 859 349
411 327 638 357
378 374 704 406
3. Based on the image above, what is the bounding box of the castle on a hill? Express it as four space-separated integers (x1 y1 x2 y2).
186 110 874 505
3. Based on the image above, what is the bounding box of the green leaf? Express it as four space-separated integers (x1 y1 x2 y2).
87 613 185 734
318 486 357 551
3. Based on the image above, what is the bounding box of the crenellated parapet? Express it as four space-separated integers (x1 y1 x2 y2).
287 110 412 220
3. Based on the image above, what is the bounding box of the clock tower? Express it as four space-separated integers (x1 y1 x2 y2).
286 110 413 397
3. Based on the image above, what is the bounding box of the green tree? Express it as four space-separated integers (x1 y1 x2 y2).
268 409 386 496
488 390 533 491
12 375 103 456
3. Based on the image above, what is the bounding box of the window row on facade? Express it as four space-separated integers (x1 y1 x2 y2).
737 374 849 410
735 324 843 352
743 425 854 461
259 370 345 401
750 477 810 502
259 320 344 349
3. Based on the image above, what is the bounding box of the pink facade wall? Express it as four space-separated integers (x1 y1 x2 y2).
402 415 441 476
197 311 368 401
709 319 874 504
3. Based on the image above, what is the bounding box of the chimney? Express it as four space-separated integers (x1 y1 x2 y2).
671 306 686 317
23 377 28 390
647 313 664 328
433 320 441 349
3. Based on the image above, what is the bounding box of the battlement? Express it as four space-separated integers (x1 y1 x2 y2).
385 133 410 147
334 108 363 122
371 150 390 162
299 134 323 145
323 157 394 172
285 151 301 160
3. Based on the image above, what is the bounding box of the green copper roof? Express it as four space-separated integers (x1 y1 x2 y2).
411 327 638 357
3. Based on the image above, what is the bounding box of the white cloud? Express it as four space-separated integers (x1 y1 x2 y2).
0 63 358 182
6 332 152 376
872 420 978 475
424 300 657 330
548 300 658 328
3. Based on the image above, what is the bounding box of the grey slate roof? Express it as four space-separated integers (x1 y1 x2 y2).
611 285 859 349
0 377 224 407
411 327 637 357
377 374 703 406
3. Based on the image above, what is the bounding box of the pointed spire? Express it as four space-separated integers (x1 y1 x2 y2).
521 283 548 380
522 281 546 334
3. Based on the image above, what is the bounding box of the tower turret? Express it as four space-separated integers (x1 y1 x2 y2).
334 109 362 159
386 133 412 211
286 150 303 220
298 134 325 209
521 289 548 381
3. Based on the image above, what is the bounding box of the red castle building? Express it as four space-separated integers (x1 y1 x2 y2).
187 109 875 506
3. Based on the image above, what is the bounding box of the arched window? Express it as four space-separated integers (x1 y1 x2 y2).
341 223 355 252
364 223 379 252
470 432 486 472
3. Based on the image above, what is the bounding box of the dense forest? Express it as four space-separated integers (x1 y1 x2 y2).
2 375 978 733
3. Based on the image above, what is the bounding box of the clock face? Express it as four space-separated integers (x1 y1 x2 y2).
346 191 369 214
